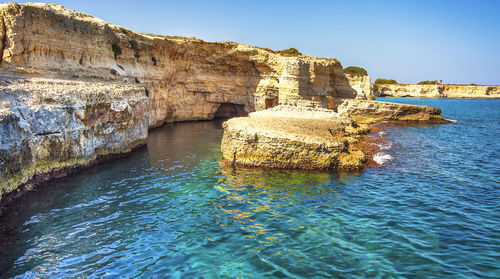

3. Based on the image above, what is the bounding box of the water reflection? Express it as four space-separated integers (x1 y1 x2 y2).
147 121 224 170
213 167 362 270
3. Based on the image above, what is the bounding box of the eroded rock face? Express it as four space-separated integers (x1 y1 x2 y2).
372 84 500 98
0 78 148 197
221 106 368 170
346 74 372 100
0 3 356 128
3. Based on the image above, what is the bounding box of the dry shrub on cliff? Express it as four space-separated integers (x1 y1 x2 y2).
277 48 302 56
375 78 398 84
343 66 368 76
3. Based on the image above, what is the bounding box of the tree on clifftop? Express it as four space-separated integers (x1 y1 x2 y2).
343 66 368 76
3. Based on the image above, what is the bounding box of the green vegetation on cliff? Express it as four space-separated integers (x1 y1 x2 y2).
375 78 398 84
277 48 302 56
418 80 439 85
343 66 368 76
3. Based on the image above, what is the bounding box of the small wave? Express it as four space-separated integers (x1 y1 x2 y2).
373 152 393 165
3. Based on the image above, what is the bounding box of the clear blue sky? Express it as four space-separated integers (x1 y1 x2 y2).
13 0 500 84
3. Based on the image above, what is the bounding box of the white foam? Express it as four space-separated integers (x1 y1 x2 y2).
373 152 393 165
446 118 458 123
379 141 392 150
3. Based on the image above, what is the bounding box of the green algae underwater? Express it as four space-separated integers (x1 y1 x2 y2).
0 98 499 278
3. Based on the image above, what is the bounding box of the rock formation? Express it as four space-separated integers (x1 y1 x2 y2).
221 106 368 170
338 99 448 123
0 3 356 127
0 2 358 201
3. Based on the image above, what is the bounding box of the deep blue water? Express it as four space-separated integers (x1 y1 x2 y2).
0 98 499 278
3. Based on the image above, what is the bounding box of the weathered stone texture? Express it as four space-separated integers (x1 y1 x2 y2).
0 78 148 197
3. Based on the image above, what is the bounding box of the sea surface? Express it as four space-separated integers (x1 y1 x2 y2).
0 98 499 278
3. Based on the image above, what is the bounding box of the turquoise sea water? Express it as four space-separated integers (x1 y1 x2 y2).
0 98 499 278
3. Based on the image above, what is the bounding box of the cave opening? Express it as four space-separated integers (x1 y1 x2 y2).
213 103 246 119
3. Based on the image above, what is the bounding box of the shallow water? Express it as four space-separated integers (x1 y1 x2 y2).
0 98 499 278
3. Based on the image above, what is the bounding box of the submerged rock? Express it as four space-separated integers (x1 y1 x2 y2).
221 106 368 170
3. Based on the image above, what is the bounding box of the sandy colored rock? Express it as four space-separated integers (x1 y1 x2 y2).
221 101 451 171
221 106 367 170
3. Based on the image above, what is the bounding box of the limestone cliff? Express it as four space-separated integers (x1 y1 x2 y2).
0 2 355 128
372 84 500 98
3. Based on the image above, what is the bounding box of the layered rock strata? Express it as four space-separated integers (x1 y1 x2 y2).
0 77 149 198
0 3 356 128
372 84 500 98
221 106 368 170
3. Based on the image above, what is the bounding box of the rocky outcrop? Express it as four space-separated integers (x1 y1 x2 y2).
338 99 449 123
0 77 148 198
221 106 368 170
372 84 500 98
